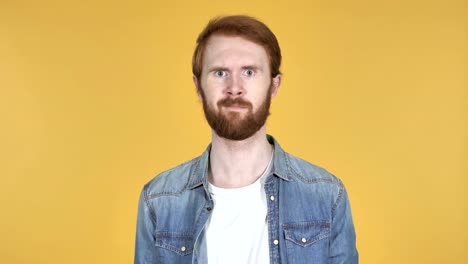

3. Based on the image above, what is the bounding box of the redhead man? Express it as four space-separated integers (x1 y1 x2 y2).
135 15 358 264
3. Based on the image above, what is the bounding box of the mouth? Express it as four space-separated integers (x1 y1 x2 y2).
224 104 248 111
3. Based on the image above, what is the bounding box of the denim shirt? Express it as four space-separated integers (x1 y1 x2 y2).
135 135 358 264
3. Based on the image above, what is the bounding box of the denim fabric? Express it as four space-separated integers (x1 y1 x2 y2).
135 135 358 264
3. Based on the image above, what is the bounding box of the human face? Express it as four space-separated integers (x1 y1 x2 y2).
195 35 280 140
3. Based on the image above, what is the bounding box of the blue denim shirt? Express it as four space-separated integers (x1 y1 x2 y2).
135 135 358 263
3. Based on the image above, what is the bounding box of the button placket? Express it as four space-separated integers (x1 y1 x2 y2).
264 177 280 263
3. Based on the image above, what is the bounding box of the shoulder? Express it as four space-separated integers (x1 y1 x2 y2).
285 152 343 188
142 156 200 198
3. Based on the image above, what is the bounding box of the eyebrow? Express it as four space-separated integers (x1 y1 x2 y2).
207 65 262 72
241 65 261 71
208 66 229 72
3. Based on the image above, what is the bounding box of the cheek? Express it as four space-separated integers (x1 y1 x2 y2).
250 80 271 97
202 78 224 94
202 91 226 108
252 87 272 110
200 90 220 109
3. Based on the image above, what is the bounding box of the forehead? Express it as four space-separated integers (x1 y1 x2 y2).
203 35 269 69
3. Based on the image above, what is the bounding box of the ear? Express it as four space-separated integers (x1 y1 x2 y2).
193 75 202 100
270 74 282 98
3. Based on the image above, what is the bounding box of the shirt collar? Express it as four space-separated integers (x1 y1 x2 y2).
187 134 292 190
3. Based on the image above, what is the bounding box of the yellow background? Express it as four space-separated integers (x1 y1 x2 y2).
1 0 466 263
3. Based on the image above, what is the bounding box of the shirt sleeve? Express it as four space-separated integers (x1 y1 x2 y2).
329 182 359 264
134 185 159 264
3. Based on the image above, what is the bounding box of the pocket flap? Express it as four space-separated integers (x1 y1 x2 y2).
155 232 194 256
283 221 331 247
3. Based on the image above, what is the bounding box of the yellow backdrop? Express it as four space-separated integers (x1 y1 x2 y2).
1 0 466 263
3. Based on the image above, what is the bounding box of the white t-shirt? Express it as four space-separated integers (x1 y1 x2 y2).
205 153 273 264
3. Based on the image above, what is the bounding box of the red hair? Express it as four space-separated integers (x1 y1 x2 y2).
192 15 282 80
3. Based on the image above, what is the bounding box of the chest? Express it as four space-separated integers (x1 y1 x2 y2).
151 181 334 264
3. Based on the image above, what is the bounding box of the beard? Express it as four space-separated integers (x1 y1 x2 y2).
199 85 272 141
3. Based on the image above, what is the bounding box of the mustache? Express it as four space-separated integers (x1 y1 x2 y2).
217 97 252 108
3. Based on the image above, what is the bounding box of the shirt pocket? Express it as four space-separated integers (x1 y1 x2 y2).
154 231 194 262
283 221 331 264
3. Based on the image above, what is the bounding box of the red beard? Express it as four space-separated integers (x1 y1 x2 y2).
199 85 272 141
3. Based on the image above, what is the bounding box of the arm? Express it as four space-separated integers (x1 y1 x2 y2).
329 183 359 263
134 186 158 264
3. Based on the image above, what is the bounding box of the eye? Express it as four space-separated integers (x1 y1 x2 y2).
244 69 255 76
215 71 227 77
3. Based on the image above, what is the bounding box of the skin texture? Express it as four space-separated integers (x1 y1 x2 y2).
193 35 282 188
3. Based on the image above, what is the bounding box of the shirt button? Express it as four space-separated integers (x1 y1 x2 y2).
273 239 279 245
301 238 307 243
270 195 275 201
181 246 186 252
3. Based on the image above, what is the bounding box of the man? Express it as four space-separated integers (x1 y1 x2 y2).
135 15 358 264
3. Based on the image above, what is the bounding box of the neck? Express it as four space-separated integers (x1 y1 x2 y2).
209 126 273 188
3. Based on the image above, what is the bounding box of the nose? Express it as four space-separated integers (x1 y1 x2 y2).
225 74 244 97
